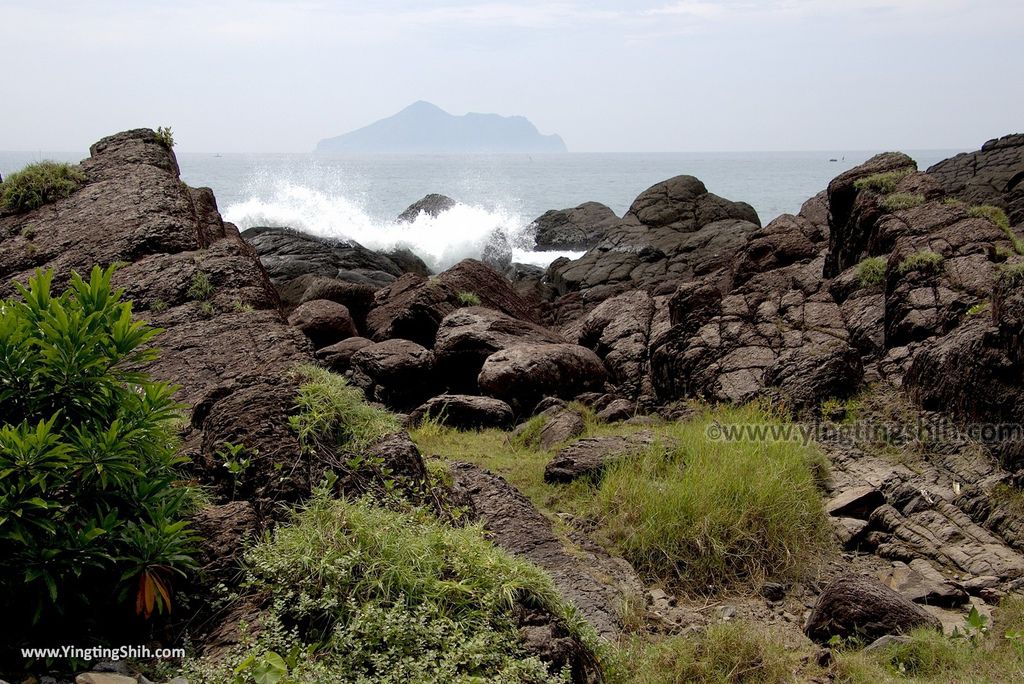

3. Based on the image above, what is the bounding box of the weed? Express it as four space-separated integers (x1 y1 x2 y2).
880 192 925 211
187 271 214 300
853 167 914 194
897 251 944 276
456 291 481 306
856 257 887 288
155 126 175 148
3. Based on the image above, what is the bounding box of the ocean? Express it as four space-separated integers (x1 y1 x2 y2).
0 149 961 271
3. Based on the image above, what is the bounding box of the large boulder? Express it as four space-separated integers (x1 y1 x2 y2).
546 175 760 302
277 274 376 326
242 226 427 289
477 343 607 412
408 394 515 430
350 339 437 410
365 259 539 346
804 574 942 644
531 202 621 251
287 299 357 348
397 193 456 222
434 307 565 392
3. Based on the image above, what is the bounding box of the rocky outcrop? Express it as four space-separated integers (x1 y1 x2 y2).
531 202 621 250
805 574 942 644
478 343 607 413
397 193 457 222
242 226 427 289
365 259 539 346
434 306 565 392
928 133 1024 226
545 175 760 315
350 339 436 410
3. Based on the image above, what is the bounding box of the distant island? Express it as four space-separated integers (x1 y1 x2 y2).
315 101 568 154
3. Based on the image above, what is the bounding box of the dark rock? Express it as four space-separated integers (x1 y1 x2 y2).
881 559 969 608
384 246 433 277
531 202 621 250
286 276 376 329
350 339 436 410
537 408 586 450
544 431 657 484
733 213 826 286
397 193 457 222
242 226 424 289
804 574 942 644
478 343 607 413
287 299 357 348
763 341 864 410
366 259 539 346
408 394 515 430
826 486 886 519
190 501 258 580
366 431 430 484
928 134 1024 226
596 398 634 422
315 336 374 372
761 582 787 602
434 306 564 392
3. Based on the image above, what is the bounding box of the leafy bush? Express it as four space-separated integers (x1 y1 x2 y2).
185 494 591 683
880 192 925 211
853 167 914 194
457 291 481 307
0 266 195 650
856 256 887 288
592 404 831 590
0 161 86 213
897 250 944 276
155 126 175 148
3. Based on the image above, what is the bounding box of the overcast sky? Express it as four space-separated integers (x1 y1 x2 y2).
1 0 1020 153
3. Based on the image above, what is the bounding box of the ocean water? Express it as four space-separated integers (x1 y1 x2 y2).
0 149 961 271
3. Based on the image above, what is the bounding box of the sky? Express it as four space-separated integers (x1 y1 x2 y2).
0 0 1021 153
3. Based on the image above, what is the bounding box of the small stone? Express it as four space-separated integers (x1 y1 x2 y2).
825 486 885 519
762 581 787 602
863 634 912 653
75 674 138 684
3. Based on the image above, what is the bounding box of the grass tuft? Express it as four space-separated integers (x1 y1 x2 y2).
187 271 214 300
856 256 887 288
897 251 944 276
853 167 915 194
291 364 401 453
0 161 86 213
969 205 1024 255
456 291 482 307
880 192 925 212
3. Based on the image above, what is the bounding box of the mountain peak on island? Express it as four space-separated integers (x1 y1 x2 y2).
315 101 568 154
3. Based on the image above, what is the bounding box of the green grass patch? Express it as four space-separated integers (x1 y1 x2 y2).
969 205 1024 255
832 595 1024 683
856 256 887 288
0 161 86 213
853 167 915 194
456 291 481 307
967 302 990 317
998 263 1024 287
187 271 214 301
592 405 831 590
881 193 926 212
185 493 593 683
291 364 401 453
607 621 801 684
897 251 944 276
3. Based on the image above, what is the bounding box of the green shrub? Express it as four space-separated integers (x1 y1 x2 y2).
187 271 214 301
155 126 175 148
0 266 195 651
897 250 944 276
0 161 86 213
853 167 914 194
856 257 887 288
457 291 481 307
592 404 831 590
290 365 400 453
185 494 590 683
880 192 925 211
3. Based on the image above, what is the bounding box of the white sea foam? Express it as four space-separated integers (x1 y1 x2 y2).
223 181 582 272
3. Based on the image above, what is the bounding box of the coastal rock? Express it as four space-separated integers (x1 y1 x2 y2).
531 202 621 250
350 339 436 410
477 343 607 413
804 574 942 644
365 259 539 346
434 307 566 392
314 336 374 373
408 394 515 430
287 299 357 348
242 226 426 289
928 133 1024 226
397 193 457 222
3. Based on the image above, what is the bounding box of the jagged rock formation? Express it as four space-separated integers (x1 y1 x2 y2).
928 133 1024 226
